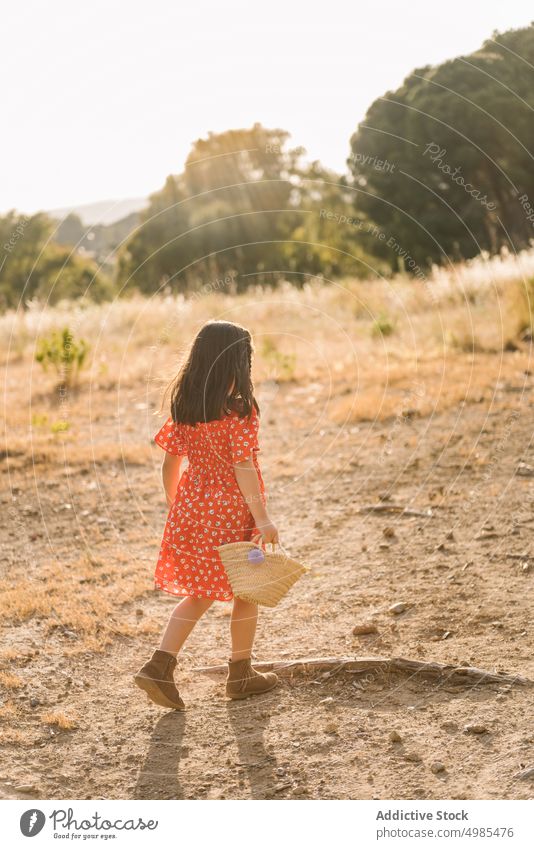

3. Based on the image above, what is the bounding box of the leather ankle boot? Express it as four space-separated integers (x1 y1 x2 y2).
134 649 185 710
226 657 278 700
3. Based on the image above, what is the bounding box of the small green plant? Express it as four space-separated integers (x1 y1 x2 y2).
371 313 395 338
50 420 70 433
31 413 48 427
261 338 297 381
35 327 89 387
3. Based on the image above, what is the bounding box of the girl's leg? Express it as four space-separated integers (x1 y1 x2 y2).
226 597 278 698
230 597 258 661
159 596 213 655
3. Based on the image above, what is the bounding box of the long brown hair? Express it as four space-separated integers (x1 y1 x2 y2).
168 320 259 425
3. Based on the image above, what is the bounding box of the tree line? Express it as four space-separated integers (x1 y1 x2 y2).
1 24 533 309
348 24 534 269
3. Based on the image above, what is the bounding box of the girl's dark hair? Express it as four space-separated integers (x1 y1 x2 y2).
168 320 259 425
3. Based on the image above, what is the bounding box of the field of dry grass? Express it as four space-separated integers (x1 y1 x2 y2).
1 248 534 799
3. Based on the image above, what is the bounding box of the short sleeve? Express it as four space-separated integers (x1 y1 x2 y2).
229 408 260 464
154 417 187 456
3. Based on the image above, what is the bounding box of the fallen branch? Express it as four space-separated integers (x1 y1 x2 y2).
493 552 533 561
195 656 387 677
514 765 534 781
194 655 533 687
358 505 433 518
387 657 532 686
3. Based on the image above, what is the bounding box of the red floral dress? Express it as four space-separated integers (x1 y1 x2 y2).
153 407 265 601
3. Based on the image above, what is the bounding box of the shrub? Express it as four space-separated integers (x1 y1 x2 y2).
260 337 297 381
35 327 89 387
371 313 395 338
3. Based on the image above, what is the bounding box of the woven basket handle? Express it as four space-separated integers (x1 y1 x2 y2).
252 534 286 554
263 540 290 556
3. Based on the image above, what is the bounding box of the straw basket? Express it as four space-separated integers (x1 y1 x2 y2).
216 542 308 607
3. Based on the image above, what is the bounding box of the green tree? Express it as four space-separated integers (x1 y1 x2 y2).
117 124 383 293
348 24 534 270
117 124 307 293
0 211 113 309
283 162 384 280
54 211 139 270
35 326 90 387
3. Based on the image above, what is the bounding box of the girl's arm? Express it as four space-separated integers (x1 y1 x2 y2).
162 453 185 508
234 458 279 545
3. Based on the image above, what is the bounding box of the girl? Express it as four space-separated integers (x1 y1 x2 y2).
134 320 279 709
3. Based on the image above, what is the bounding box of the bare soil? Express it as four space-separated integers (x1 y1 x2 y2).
1 355 534 800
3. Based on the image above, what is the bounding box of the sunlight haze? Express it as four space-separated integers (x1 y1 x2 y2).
2 0 533 214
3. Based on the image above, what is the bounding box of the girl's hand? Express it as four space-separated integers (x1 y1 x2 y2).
252 519 279 547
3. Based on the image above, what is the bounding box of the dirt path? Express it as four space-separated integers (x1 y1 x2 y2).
1 367 534 800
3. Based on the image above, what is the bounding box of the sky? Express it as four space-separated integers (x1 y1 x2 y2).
2 0 533 215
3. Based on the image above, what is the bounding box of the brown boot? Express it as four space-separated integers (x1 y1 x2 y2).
226 657 279 700
133 649 185 710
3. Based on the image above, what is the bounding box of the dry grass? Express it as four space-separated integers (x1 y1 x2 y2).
0 553 147 651
40 711 78 730
0 648 23 664
2 246 534 374
1 248 532 444
1 250 534 797
0 700 20 720
0 728 29 746
330 351 531 423
5 433 152 472
0 671 24 690
1 247 533 675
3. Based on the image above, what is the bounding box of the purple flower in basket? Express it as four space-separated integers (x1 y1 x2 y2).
247 547 265 564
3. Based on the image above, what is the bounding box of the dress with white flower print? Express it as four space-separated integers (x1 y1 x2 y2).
153 407 264 601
